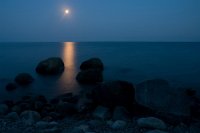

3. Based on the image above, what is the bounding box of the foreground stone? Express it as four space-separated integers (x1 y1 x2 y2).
145 130 168 133
111 120 127 129
137 117 167 130
112 106 130 121
5 112 19 121
36 57 65 75
15 73 34 85
136 79 191 116
91 80 135 109
0 104 8 115
92 106 111 120
80 58 104 71
20 110 41 125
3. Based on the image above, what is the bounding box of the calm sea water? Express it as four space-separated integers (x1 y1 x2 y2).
0 42 200 101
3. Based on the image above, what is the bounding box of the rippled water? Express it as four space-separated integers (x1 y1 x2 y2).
0 42 200 101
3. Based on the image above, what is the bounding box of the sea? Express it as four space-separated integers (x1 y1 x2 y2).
0 42 200 101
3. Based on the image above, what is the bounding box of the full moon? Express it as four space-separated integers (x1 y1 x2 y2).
65 9 69 14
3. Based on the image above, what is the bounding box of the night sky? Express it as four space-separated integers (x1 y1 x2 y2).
0 0 200 42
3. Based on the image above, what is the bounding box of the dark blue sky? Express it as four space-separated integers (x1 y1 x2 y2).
0 0 200 42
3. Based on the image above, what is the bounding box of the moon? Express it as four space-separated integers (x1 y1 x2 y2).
65 9 69 14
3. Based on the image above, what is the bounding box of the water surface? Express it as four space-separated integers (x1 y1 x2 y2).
0 42 200 101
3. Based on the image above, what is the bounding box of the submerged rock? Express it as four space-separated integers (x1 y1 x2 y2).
5 82 17 91
91 80 135 109
80 58 104 71
36 57 65 75
137 117 167 130
76 69 103 84
15 73 34 85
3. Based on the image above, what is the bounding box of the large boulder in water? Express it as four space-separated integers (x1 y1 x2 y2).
80 58 104 71
76 69 103 84
90 80 135 109
36 57 65 75
15 73 34 85
136 79 191 115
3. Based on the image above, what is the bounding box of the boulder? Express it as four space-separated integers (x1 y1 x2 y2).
172 123 188 133
76 69 103 84
111 120 127 129
136 79 191 115
92 106 111 120
5 82 17 91
35 121 49 129
189 124 200 133
36 57 65 75
15 73 34 85
56 102 76 116
91 80 135 109
112 106 130 121
145 130 168 133
5 112 20 121
0 104 8 115
137 117 167 130
80 58 104 71
11 105 21 114
20 110 41 125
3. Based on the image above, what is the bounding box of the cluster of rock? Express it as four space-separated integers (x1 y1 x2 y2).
76 58 104 84
5 57 65 91
2 57 200 133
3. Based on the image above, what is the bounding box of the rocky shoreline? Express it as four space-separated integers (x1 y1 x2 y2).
1 57 200 133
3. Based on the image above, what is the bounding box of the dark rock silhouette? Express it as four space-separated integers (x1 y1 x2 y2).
15 73 34 85
76 58 104 84
36 57 64 75
80 58 104 71
90 80 135 109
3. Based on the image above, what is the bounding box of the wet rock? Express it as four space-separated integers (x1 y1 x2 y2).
172 123 188 133
5 112 19 121
88 120 104 127
189 124 200 133
41 128 61 133
20 110 41 125
71 125 90 133
136 79 191 116
112 106 130 121
35 121 49 129
0 104 8 115
111 120 127 129
80 58 104 71
92 106 111 120
145 130 169 133
137 117 167 130
91 80 135 109
76 69 103 84
5 82 17 91
11 105 21 114
36 57 65 75
56 102 76 116
76 97 93 113
15 73 34 85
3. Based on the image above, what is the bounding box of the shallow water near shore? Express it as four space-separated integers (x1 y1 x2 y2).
0 42 200 101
